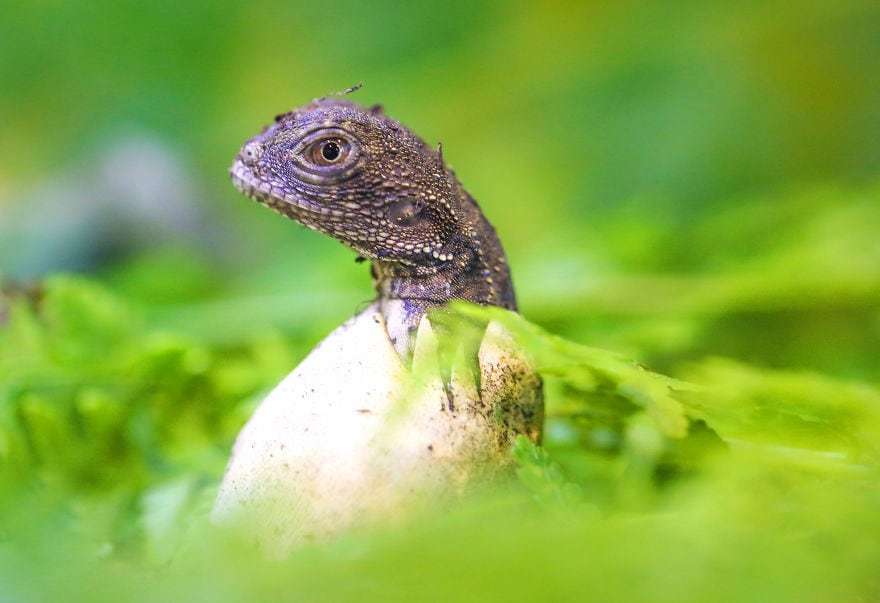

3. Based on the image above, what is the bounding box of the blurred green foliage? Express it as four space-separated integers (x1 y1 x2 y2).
1 0 880 601
2 276 880 602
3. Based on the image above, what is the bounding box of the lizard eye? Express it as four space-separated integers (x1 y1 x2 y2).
307 138 350 166
290 128 361 184
321 141 340 161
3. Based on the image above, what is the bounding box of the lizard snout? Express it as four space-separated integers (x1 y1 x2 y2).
240 141 263 166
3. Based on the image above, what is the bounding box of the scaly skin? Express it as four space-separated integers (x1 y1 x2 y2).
230 98 516 354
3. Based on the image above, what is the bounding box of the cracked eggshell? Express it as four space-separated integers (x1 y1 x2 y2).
212 303 542 555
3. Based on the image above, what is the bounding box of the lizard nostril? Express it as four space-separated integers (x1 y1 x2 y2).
241 142 262 166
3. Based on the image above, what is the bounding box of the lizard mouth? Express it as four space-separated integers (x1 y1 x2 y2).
229 159 328 220
229 158 379 260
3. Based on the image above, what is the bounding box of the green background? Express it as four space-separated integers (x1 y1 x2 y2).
1 1 879 601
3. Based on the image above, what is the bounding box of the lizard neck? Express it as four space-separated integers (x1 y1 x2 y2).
372 203 516 356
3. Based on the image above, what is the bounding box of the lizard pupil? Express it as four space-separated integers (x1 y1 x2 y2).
321 141 341 162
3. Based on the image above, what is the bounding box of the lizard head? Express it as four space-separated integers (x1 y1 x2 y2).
231 99 459 264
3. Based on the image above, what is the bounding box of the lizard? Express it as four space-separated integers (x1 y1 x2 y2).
219 97 543 549
230 97 517 357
